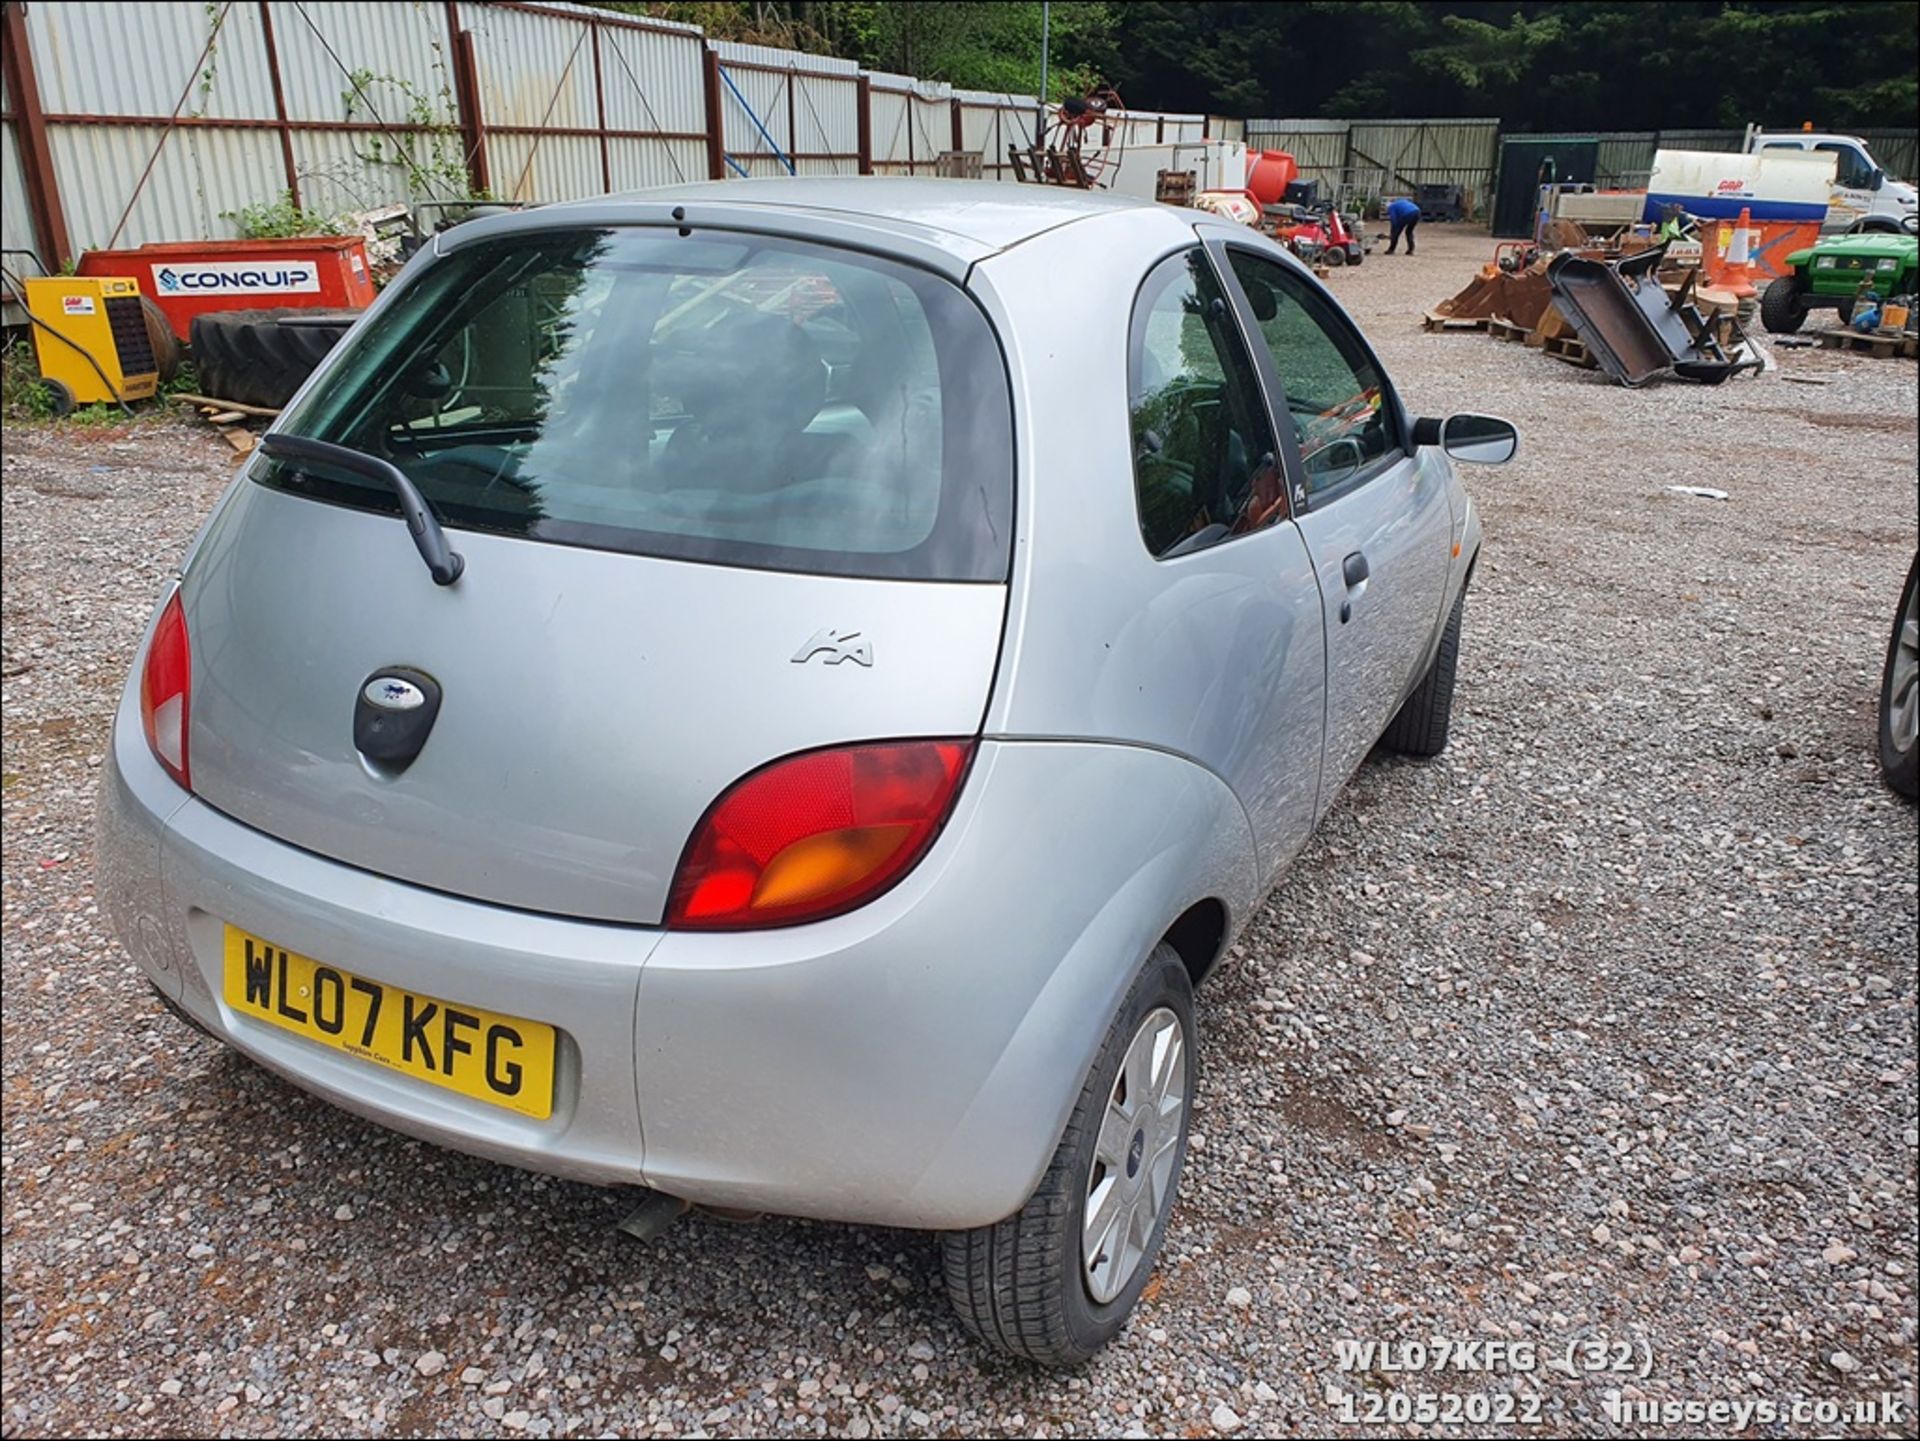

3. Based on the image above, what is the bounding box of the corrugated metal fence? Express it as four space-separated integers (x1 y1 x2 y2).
0 0 1215 273
1244 117 1500 214
1247 117 1920 216
6 4 1915 275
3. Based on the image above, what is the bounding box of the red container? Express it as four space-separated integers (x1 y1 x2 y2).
1245 150 1300 208
77 237 375 341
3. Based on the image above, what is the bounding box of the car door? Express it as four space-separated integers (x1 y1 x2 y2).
1118 245 1327 880
1816 140 1878 230
1214 242 1453 809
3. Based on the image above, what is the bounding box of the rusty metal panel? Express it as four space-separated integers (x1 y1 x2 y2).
707 42 858 176
790 72 858 174
24 0 278 120
485 130 602 202
3 113 36 267
288 127 421 216
868 72 951 176
600 24 705 138
716 61 793 175
606 136 703 190
957 90 1038 179
271 1 451 124
458 1 596 130
51 123 286 252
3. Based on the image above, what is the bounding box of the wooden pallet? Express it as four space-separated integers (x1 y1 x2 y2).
170 391 278 451
1815 327 1919 359
1486 316 1530 344
1542 334 1597 369
1422 310 1490 332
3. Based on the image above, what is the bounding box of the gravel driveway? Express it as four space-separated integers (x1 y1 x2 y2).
4 223 1915 1439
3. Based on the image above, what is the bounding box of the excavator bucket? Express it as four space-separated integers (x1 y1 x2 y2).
1499 270 1555 330
1433 267 1507 321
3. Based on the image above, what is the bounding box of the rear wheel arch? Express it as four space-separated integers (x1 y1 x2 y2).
1162 897 1230 987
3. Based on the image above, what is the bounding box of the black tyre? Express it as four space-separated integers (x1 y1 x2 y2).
943 942 1195 1366
41 376 75 417
1879 554 1920 800
189 308 359 410
1383 584 1465 756
1325 246 1347 267
1760 276 1808 334
140 296 182 384
1836 296 1856 325
1347 243 1365 266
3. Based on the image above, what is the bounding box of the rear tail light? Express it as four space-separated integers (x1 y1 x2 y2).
140 591 191 790
667 740 974 930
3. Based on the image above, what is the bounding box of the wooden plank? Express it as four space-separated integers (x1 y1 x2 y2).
222 428 258 454
1814 327 1917 358
169 392 280 418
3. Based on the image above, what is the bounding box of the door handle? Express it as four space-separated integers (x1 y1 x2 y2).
1340 550 1369 624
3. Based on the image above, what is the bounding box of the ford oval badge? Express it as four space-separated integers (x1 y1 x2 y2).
355 668 442 774
364 676 426 711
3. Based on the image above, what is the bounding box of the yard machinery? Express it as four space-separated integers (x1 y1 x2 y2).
1009 82 1128 189
18 275 160 415
1760 230 1919 333
1268 201 1367 267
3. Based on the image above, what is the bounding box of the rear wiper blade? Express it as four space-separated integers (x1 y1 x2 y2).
259 433 464 586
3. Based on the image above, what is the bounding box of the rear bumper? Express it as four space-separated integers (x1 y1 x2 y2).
99 677 1258 1228
99 674 659 1186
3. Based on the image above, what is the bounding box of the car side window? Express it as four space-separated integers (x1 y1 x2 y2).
1128 249 1284 559
1225 249 1396 498
1815 141 1873 188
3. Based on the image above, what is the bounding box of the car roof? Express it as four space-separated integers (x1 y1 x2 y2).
554 177 1160 251
437 178 1196 283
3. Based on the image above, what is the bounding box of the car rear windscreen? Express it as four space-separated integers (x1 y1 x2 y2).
256 227 1014 582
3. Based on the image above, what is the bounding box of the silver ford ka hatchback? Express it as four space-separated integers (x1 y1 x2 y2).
99 179 1514 1364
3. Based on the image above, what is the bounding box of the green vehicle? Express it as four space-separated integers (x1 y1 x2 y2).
1761 230 1919 334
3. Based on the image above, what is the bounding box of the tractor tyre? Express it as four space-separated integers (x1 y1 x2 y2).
140 297 183 384
189 308 360 410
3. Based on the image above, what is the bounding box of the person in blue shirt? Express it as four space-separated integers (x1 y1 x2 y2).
1385 196 1422 255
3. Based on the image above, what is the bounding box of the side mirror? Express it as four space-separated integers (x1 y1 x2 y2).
1438 413 1518 465
1303 436 1364 489
1870 167 1885 192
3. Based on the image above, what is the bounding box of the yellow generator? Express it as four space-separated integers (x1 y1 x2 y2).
21 275 159 414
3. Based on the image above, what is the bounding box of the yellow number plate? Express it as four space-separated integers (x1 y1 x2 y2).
222 926 556 1119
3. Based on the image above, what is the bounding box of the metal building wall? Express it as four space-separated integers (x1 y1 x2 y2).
2 65 32 271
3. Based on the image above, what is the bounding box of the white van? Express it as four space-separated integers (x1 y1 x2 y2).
1744 129 1918 233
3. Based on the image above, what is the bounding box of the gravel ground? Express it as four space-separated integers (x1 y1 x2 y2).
4 222 1916 1439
